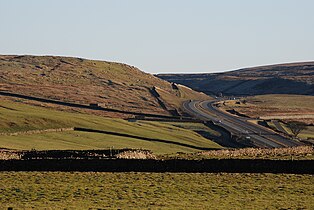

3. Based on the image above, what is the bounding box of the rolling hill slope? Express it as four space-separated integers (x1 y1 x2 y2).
0 55 209 117
158 62 314 96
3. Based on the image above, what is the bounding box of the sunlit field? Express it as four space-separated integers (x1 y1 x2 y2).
0 172 313 209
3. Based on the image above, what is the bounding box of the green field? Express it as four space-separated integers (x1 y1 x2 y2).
267 121 314 140
141 121 222 139
0 100 221 153
280 123 314 139
0 172 313 209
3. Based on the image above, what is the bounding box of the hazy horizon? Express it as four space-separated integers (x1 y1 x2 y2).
1 0 313 73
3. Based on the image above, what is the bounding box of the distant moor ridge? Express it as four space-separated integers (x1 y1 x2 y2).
0 55 209 117
158 62 314 96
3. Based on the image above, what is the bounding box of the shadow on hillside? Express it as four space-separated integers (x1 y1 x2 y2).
0 91 177 119
74 127 218 151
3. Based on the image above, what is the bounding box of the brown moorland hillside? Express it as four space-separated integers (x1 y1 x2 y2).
157 62 314 96
0 55 209 117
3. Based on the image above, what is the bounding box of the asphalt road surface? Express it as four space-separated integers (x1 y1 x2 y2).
183 100 303 148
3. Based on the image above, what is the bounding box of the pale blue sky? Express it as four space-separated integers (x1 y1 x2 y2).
1 0 313 73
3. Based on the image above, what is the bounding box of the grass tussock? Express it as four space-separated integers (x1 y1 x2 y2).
197 146 314 160
0 150 21 160
3 146 313 161
116 150 156 159
161 146 314 160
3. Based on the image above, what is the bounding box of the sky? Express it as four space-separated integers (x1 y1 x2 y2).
0 0 314 73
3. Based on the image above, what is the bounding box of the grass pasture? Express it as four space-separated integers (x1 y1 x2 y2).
0 172 313 209
0 100 221 153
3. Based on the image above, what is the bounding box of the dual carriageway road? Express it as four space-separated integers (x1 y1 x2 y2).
183 100 303 148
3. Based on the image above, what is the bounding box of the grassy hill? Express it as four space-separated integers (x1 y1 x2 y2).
0 100 222 153
0 55 209 117
157 62 314 96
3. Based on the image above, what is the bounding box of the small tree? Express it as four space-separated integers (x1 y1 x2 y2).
286 121 307 137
